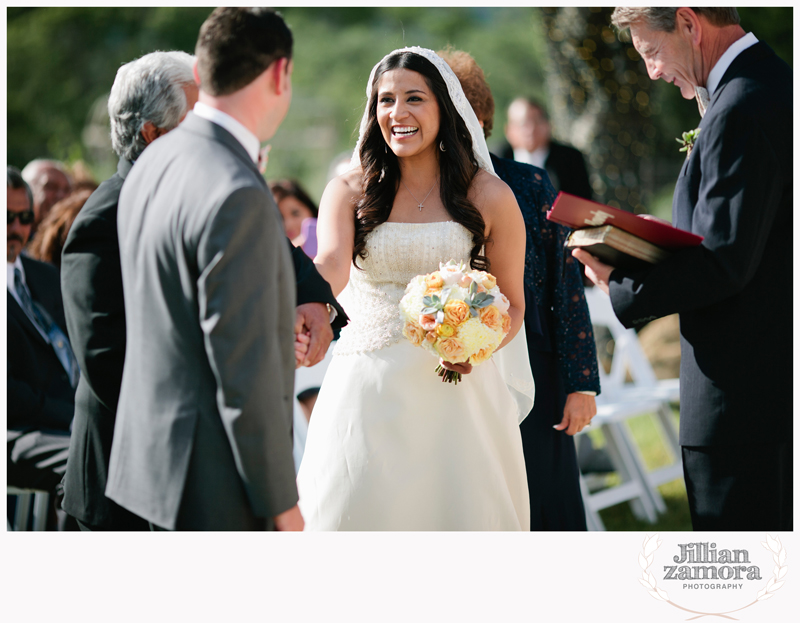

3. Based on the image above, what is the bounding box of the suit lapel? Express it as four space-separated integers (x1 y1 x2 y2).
8 291 49 345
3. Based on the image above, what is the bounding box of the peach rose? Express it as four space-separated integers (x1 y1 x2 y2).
479 305 503 332
443 299 470 327
425 272 445 290
419 313 438 331
470 346 494 365
501 313 511 334
424 331 438 345
473 271 497 290
436 337 466 362
403 321 425 346
436 323 455 338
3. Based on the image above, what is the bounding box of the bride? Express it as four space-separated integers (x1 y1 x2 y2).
296 47 534 530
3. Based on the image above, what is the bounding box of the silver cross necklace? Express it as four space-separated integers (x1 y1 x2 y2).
401 179 438 211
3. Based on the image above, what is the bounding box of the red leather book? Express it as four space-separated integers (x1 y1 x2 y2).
547 192 703 250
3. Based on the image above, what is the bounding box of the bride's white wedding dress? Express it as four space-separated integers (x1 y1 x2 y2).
297 220 531 530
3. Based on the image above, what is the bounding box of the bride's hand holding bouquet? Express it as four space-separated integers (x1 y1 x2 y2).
399 260 512 384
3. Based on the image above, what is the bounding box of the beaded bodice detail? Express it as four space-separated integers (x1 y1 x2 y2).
335 221 473 355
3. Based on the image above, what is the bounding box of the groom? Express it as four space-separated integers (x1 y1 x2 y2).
107 8 303 530
575 8 792 530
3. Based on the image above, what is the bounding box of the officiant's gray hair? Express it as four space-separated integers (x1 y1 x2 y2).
611 8 740 33
108 51 196 161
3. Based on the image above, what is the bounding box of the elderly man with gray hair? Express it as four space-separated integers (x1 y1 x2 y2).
60 50 198 531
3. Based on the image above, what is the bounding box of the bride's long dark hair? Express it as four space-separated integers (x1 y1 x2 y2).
353 51 489 271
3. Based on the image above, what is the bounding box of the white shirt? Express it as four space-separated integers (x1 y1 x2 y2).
192 101 261 164
707 32 758 96
513 146 549 170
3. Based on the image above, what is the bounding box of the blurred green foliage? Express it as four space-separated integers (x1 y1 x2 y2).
7 7 792 205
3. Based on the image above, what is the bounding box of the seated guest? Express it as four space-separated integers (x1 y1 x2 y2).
269 179 318 253
21 159 73 236
27 189 93 270
60 50 198 531
7 165 79 529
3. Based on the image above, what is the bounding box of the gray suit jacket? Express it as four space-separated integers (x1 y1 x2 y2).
106 112 297 530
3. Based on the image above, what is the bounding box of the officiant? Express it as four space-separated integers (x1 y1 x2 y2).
574 7 792 531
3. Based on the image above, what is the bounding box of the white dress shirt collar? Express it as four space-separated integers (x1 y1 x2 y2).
707 32 758 96
193 101 261 164
513 146 549 170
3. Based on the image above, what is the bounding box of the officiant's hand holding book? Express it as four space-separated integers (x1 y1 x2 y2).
547 192 703 270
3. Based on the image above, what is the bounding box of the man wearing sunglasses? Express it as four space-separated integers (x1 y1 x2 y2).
7 165 78 529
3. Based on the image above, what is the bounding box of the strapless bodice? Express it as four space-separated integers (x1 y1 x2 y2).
335 221 473 355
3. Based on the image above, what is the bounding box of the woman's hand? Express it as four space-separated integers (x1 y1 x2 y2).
440 359 473 375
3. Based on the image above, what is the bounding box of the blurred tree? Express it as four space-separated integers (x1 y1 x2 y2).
538 6 793 215
540 7 656 212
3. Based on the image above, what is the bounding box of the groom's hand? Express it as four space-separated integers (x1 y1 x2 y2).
294 302 333 367
273 504 304 531
572 249 612 295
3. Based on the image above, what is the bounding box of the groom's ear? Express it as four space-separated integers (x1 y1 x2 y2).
271 57 292 95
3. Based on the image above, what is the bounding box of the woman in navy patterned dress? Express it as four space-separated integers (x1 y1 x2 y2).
443 49 601 530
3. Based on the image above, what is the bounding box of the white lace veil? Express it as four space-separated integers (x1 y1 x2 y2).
349 46 496 177
350 46 534 423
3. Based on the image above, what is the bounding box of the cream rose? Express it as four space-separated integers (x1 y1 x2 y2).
436 337 467 363
493 292 510 315
439 262 465 286
403 321 425 346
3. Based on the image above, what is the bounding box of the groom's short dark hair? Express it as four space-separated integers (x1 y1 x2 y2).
195 7 293 96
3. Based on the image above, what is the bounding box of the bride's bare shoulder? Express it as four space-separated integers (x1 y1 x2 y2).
470 168 517 216
324 167 363 200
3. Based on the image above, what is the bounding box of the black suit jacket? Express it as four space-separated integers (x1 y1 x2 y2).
8 255 74 433
60 158 347 529
608 42 792 447
499 140 593 200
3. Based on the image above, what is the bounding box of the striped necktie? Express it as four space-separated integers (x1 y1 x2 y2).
14 266 80 388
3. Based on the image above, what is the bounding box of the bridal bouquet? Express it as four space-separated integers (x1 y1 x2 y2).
399 260 512 384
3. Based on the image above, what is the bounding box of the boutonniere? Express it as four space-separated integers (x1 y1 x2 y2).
676 128 701 157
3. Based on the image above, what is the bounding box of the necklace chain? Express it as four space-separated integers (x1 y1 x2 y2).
401 179 438 211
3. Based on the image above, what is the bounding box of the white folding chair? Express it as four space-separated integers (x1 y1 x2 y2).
7 486 50 531
579 287 683 530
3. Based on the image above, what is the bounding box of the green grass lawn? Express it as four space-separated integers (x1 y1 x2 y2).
583 407 693 531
